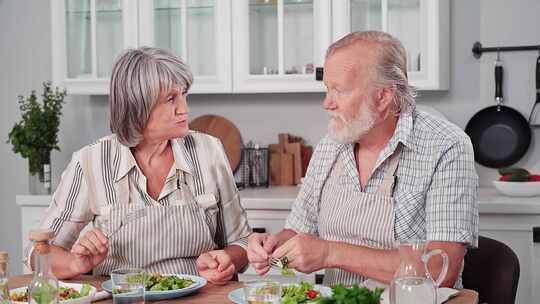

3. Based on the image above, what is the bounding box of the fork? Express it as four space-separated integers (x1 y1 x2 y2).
269 256 281 269
106 208 147 237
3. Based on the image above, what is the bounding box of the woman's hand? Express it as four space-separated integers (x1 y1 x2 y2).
69 228 109 275
196 250 236 285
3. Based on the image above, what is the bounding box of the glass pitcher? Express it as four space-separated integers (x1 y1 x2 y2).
389 240 448 304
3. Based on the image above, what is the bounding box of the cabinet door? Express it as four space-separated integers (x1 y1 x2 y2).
332 0 449 90
232 0 331 93
51 0 138 94
138 0 232 93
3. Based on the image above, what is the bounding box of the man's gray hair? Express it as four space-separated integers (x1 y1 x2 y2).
326 31 416 113
109 47 193 147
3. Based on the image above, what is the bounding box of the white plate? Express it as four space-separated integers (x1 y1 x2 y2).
10 282 97 304
493 180 540 197
228 283 332 304
102 274 206 301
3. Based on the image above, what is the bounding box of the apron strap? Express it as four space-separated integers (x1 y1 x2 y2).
177 169 226 250
378 145 402 196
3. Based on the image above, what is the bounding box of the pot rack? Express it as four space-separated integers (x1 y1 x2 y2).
472 41 540 58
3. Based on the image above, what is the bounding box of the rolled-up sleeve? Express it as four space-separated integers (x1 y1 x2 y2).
24 152 93 266
425 137 479 247
213 140 251 249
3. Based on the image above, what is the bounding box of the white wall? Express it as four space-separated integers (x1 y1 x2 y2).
0 0 53 276
2 0 540 275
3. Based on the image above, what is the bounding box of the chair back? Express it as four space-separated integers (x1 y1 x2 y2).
462 236 520 304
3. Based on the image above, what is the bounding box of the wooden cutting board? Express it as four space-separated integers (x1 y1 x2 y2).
189 115 242 172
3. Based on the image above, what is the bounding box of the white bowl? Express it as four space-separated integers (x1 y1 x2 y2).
493 180 540 197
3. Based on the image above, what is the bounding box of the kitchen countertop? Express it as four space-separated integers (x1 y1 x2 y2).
17 187 540 214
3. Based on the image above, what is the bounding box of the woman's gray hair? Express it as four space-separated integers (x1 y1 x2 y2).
326 31 417 113
109 47 193 147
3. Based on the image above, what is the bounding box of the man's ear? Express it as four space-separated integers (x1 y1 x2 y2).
374 85 397 113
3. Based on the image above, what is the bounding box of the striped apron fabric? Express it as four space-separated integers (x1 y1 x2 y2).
319 147 402 286
94 171 216 275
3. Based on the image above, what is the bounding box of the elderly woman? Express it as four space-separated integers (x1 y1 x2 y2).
25 47 251 285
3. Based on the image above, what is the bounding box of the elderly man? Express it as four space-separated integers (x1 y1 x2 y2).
247 31 478 287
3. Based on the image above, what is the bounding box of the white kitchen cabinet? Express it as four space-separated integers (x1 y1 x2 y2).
138 0 233 93
332 0 450 90
478 214 540 304
52 0 231 94
51 0 138 94
231 0 331 93
52 0 449 94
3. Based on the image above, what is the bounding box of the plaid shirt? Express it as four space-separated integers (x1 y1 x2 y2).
285 109 479 247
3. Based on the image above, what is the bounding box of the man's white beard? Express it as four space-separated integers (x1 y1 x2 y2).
328 104 376 144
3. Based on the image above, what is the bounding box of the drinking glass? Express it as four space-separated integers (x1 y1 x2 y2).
111 268 145 304
243 280 281 304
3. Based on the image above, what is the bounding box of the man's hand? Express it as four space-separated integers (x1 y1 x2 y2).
272 233 331 273
69 228 109 275
196 250 236 285
247 233 280 275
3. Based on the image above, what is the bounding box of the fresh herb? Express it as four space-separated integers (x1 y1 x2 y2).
280 256 295 277
7 82 65 176
317 284 384 304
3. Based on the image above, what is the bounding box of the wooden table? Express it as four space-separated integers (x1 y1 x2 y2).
9 275 478 303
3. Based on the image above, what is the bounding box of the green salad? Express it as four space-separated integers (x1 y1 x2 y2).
259 281 384 304
282 282 321 304
126 273 194 291
317 284 384 304
10 283 92 303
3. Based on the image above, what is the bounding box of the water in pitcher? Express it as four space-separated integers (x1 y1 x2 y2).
392 276 437 304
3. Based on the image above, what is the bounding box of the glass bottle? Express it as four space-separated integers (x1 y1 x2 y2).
389 240 448 304
28 229 58 304
0 251 9 304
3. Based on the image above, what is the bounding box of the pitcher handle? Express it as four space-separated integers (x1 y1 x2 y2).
422 249 449 287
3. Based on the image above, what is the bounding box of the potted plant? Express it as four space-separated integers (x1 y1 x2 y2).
7 82 66 194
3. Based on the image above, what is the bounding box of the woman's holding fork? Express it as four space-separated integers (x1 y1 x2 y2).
24 47 251 285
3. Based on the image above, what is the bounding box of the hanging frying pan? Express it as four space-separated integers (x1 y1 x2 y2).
528 55 540 127
465 56 531 168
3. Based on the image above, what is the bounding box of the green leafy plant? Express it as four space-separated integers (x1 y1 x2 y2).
7 82 66 176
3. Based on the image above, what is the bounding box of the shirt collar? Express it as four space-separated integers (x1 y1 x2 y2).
374 109 416 168
388 109 415 152
115 138 193 182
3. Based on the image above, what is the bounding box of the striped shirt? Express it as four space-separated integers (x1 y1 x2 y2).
25 131 251 267
286 109 479 246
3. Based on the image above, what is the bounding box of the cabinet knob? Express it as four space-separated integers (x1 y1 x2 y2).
253 227 266 233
